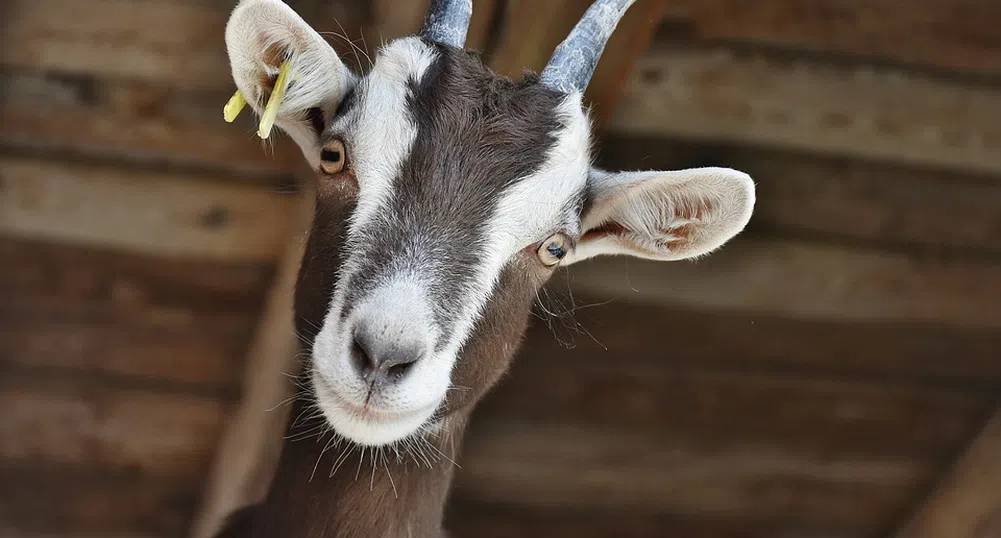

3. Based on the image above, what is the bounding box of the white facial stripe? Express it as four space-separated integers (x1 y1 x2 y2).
312 37 447 446
343 37 438 240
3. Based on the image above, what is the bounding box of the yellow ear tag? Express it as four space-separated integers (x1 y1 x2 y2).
257 61 293 139
223 89 247 123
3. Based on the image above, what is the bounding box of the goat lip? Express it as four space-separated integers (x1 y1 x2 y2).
321 380 428 423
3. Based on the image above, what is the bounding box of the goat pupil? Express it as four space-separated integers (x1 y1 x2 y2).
547 242 565 259
321 149 341 162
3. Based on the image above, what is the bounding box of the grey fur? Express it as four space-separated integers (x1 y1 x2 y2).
540 0 636 93
420 0 473 48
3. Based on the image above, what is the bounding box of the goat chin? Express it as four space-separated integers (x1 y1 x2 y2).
312 376 441 447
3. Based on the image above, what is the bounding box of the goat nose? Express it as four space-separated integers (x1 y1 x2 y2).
351 326 421 384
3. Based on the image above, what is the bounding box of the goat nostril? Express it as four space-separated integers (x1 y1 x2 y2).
351 337 374 375
386 359 415 380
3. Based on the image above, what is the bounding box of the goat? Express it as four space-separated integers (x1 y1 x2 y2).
215 0 755 536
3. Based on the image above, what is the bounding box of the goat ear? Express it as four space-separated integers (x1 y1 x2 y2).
225 0 354 165
564 167 755 264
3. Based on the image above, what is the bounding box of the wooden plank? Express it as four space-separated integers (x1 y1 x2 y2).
1 0 230 88
659 0 1001 75
0 372 229 475
0 71 301 177
607 44 1001 175
0 156 299 261
597 134 1001 254
455 342 992 533
0 462 202 536
893 406 1001 538
0 237 272 312
479 352 989 462
447 499 851 538
189 182 315 538
0 298 253 389
520 297 1001 384
458 420 928 534
562 238 1001 330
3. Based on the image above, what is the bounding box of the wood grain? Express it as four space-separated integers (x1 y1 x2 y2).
0 237 272 312
659 0 1001 75
0 237 270 387
458 420 930 534
607 44 1001 175
0 157 299 261
0 72 301 177
0 462 203 536
0 372 230 475
894 407 1001 538
563 238 1001 330
518 296 1001 384
597 134 1001 254
1 0 232 89
0 300 252 389
447 499 852 538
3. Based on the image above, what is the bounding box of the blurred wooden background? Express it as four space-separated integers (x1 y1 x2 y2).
2 0 1000 537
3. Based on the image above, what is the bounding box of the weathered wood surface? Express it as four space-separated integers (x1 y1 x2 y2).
0 372 230 473
1 0 232 89
451 322 996 534
0 462 202 537
0 72 301 177
597 135 1001 255
0 238 272 311
0 157 299 261
0 300 251 389
0 237 270 387
519 296 1001 385
659 0 1001 75
607 44 1001 175
447 499 851 538
894 406 1001 538
564 238 1001 330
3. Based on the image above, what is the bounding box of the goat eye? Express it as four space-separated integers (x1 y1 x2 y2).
537 233 569 267
319 139 346 174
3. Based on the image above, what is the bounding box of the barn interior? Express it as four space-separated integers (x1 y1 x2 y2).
1 0 1000 537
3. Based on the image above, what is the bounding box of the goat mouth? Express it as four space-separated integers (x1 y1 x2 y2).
314 374 436 429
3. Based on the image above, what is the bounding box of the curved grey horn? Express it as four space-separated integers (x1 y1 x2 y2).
541 0 637 93
420 0 473 48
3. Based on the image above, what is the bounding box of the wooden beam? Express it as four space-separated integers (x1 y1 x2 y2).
564 238 1001 330
658 0 1001 76
893 405 1001 538
0 157 298 261
596 134 1001 254
1 0 232 89
1 462 204 537
447 498 853 538
189 181 315 538
0 237 272 312
0 71 301 178
0 237 273 389
607 44 1001 175
520 296 1001 385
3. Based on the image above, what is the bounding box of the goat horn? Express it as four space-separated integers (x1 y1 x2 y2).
541 0 637 93
420 0 473 48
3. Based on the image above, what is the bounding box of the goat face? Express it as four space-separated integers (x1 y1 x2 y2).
226 0 755 447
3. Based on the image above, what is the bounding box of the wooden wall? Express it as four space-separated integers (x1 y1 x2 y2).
2 1 999 538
